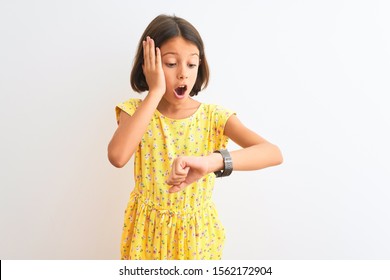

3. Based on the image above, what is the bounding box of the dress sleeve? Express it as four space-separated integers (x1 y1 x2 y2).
212 105 236 150
115 98 142 124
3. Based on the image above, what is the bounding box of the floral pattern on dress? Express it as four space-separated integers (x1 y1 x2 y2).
115 98 235 260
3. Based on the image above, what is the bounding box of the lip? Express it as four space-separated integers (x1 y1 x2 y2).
173 84 187 99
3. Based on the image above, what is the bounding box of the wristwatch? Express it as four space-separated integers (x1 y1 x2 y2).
213 149 233 177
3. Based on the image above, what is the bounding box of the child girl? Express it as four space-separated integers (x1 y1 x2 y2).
108 14 283 260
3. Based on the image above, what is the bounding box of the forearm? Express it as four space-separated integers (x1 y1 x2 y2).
206 143 283 173
167 143 282 192
108 93 161 167
230 143 283 170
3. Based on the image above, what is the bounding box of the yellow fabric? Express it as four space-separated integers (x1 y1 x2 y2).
115 98 235 260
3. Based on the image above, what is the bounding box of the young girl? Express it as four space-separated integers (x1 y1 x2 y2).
108 14 283 260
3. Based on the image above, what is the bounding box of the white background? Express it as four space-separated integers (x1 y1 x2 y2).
1 0 389 259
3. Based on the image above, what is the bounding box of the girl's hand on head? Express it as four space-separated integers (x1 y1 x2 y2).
166 156 209 193
142 36 166 98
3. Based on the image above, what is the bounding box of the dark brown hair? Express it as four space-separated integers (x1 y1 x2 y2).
130 14 209 96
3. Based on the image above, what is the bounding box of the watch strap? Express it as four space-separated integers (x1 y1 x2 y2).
213 149 233 178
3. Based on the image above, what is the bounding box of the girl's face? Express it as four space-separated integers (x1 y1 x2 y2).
160 36 200 103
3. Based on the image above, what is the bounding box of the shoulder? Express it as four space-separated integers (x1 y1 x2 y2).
115 98 142 123
117 98 142 110
201 103 235 116
204 104 236 127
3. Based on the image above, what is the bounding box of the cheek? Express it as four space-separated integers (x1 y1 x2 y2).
190 68 199 81
162 69 173 81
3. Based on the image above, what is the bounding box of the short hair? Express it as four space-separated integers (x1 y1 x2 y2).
130 15 209 97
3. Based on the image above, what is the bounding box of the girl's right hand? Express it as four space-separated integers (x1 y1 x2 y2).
142 36 166 98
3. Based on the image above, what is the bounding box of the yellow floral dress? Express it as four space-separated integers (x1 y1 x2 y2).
115 98 234 260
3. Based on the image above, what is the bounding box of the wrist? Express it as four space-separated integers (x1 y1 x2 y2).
148 88 165 98
213 149 233 178
144 90 164 105
205 152 224 174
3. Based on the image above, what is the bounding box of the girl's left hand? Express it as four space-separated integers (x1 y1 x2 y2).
166 156 209 193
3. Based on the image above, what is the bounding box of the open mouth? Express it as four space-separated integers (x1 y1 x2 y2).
174 85 187 96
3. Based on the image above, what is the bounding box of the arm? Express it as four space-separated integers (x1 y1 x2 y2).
216 114 283 170
107 94 162 168
166 115 283 192
107 37 165 168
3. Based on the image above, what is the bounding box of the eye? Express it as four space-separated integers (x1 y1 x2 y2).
188 64 197 68
165 63 176 68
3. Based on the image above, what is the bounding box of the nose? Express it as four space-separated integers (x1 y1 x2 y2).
177 65 188 80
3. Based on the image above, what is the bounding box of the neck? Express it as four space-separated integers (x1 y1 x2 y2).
157 98 183 112
157 97 201 119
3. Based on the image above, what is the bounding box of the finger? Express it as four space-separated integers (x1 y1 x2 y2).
174 168 188 176
143 38 149 69
148 37 156 69
167 177 185 186
166 178 179 185
174 167 190 180
174 162 189 176
166 160 189 184
156 47 162 69
168 186 181 193
167 174 186 186
166 174 186 185
168 182 187 193
171 181 189 193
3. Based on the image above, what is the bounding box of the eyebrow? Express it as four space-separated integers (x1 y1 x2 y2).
162 52 199 57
